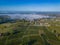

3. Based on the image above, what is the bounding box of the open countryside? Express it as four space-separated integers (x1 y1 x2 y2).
0 12 60 45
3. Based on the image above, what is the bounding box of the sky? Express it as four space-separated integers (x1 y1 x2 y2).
0 0 60 11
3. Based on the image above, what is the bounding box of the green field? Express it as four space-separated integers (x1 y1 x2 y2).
0 18 60 45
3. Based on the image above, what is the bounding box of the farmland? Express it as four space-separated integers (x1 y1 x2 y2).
0 16 60 45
